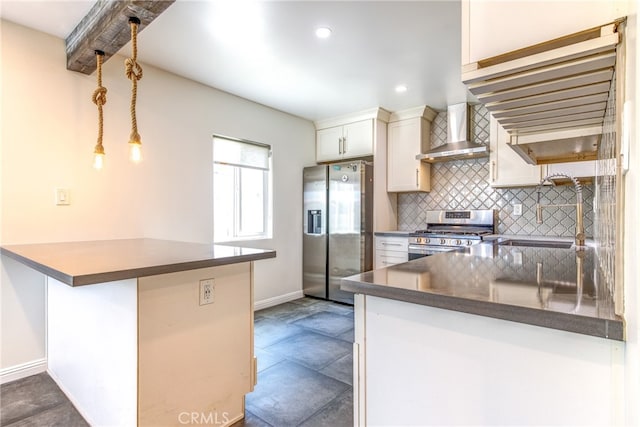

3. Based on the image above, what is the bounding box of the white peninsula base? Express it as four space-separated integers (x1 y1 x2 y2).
353 295 625 426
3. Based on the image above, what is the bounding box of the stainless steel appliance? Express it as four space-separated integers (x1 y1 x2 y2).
303 161 373 304
408 209 496 260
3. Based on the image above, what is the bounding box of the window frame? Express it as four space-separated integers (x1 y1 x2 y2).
213 135 272 243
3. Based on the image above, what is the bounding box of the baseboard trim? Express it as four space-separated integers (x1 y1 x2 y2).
0 358 47 384
254 290 304 311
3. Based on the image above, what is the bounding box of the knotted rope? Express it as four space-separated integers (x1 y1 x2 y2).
92 51 107 156
125 19 143 146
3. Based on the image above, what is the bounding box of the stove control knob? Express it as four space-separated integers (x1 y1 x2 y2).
467 240 473 245
418 237 425 244
425 238 430 244
455 239 462 245
440 239 446 245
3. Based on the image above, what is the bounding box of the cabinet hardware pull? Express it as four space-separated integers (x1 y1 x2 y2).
382 242 402 246
343 136 347 153
491 161 496 182
338 137 343 154
415 168 419 187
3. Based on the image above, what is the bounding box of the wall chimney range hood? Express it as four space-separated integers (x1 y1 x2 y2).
416 103 489 163
461 20 622 165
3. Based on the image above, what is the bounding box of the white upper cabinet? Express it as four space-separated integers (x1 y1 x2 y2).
461 0 628 65
489 114 542 187
316 119 373 162
387 106 436 192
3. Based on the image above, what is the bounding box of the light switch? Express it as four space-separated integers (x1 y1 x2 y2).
55 188 70 206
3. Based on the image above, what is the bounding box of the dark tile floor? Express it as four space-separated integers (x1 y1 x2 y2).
0 297 354 427
237 297 354 427
0 372 88 427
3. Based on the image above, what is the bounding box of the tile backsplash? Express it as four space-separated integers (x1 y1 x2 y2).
397 105 594 237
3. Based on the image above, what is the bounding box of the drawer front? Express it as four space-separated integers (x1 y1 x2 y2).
375 236 409 252
375 252 408 269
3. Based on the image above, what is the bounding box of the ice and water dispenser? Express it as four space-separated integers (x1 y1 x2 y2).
307 209 322 234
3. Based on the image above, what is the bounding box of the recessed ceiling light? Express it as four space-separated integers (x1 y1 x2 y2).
315 27 332 39
395 84 408 93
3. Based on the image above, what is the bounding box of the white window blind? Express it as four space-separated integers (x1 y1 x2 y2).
213 136 270 170
213 135 272 242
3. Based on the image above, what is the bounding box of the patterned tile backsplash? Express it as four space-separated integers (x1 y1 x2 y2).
397 105 594 237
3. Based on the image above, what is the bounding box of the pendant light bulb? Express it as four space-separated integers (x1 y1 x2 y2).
93 152 105 170
129 141 142 163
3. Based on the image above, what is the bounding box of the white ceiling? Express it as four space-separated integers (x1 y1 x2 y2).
0 0 471 122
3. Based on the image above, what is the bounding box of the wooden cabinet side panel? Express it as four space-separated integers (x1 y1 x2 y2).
138 263 253 426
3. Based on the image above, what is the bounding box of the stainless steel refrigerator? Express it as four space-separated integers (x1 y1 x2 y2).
303 160 373 304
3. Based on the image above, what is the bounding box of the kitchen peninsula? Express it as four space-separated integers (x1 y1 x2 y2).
343 240 625 426
1 238 276 427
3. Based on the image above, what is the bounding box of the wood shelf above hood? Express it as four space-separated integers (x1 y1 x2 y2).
461 20 623 165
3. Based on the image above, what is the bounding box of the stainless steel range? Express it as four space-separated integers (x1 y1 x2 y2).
408 209 497 260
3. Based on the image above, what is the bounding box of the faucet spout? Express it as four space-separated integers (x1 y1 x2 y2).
535 173 585 247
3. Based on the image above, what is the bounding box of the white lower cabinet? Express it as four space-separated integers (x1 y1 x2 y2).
354 295 623 426
374 235 408 269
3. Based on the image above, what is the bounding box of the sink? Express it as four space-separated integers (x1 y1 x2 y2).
498 239 573 249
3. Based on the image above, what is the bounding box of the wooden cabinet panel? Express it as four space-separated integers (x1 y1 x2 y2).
138 263 253 426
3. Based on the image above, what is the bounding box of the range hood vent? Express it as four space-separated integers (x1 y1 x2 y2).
461 20 622 165
416 103 488 163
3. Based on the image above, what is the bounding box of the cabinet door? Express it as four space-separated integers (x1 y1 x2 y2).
316 126 343 162
342 119 374 159
489 115 542 187
387 118 430 192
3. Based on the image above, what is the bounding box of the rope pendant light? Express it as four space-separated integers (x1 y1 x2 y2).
125 17 143 163
92 50 107 170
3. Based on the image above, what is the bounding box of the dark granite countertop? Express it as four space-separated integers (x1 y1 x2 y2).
1 238 276 286
342 240 624 341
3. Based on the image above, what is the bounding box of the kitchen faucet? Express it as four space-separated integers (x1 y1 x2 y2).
535 173 586 248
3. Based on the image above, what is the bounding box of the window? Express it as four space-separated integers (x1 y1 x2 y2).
213 135 271 242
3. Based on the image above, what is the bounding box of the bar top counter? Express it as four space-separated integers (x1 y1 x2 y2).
342 239 624 341
1 238 276 286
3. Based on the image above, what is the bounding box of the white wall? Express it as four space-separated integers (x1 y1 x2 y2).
0 20 315 373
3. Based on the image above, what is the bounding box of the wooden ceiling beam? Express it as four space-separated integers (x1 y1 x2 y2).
65 0 175 75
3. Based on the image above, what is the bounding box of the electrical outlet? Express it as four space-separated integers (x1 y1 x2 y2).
199 279 215 305
513 203 522 216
